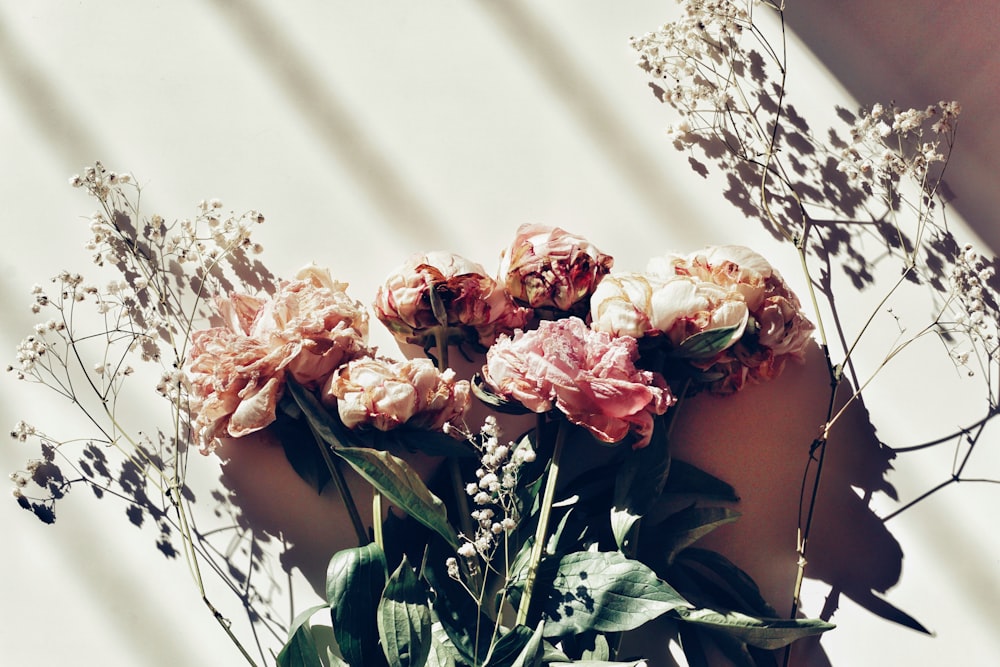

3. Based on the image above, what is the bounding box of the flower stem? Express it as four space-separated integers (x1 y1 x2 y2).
431 326 478 549
515 420 566 626
313 431 368 546
372 491 384 551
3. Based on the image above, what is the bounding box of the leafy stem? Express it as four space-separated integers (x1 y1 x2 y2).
312 428 368 546
515 417 566 626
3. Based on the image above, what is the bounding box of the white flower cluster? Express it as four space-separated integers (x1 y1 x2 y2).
9 162 276 492
454 416 536 565
948 245 997 371
837 101 960 184
9 420 37 442
70 161 131 200
630 1 754 140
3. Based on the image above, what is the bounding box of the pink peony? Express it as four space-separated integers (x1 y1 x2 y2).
322 356 470 433
482 317 673 448
374 251 531 349
499 223 614 313
186 265 371 450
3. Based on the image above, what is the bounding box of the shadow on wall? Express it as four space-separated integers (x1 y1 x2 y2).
784 0 1000 255
630 4 1000 664
670 343 907 667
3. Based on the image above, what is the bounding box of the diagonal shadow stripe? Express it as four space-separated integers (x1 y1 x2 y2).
476 1 705 245
0 13 104 166
206 0 450 249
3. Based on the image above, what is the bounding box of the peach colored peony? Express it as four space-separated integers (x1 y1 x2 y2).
647 245 816 393
373 251 530 349
322 356 470 433
186 265 370 450
652 246 815 360
499 223 614 313
589 272 748 351
482 317 673 448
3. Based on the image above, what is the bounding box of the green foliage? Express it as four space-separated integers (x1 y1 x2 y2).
674 316 748 360
279 358 834 667
378 557 433 667
288 380 459 549
672 608 835 650
327 543 388 667
277 605 331 667
526 551 692 636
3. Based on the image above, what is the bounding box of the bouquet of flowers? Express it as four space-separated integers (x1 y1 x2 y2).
9 2 998 667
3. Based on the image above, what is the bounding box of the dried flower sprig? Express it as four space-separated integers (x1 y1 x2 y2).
633 3 998 664
8 162 284 666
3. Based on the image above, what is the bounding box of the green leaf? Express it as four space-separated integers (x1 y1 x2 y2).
508 622 546 667
326 543 388 667
611 414 671 549
378 556 433 667
277 603 333 667
672 607 834 649
274 404 331 494
326 648 350 667
580 633 610 661
336 445 459 549
428 288 450 328
658 506 741 565
276 618 324 667
677 548 778 617
519 551 691 636
674 315 747 360
288 381 459 549
386 427 478 458
425 621 460 667
471 373 534 415
665 460 739 500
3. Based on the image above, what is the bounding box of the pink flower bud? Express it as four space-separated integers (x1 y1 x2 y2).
499 223 614 314
374 251 530 349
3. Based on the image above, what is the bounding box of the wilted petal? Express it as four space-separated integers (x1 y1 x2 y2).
374 251 530 348
323 357 470 434
185 265 371 451
499 223 614 313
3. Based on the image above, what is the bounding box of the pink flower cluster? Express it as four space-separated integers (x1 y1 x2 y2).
188 224 814 454
482 317 672 448
374 224 615 351
186 265 470 451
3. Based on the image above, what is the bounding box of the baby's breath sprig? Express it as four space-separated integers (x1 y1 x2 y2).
442 415 537 662
633 3 998 661
455 416 535 567
8 162 281 666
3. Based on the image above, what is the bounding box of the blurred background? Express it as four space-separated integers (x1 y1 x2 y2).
2 2 998 665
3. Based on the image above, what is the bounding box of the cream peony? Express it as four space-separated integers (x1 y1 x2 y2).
322 356 470 433
589 272 749 353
